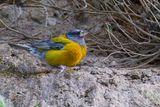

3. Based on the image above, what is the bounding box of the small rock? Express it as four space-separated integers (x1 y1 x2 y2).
124 71 141 80
47 17 57 26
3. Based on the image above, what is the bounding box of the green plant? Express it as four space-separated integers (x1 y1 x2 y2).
0 95 6 107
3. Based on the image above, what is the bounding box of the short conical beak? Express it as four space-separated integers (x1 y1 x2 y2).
80 31 88 38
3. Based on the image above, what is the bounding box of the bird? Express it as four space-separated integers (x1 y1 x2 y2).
9 29 87 71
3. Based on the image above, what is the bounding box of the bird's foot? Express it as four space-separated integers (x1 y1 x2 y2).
59 65 66 73
58 65 81 73
71 66 81 71
66 66 81 74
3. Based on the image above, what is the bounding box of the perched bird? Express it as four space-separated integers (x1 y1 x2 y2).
9 29 87 71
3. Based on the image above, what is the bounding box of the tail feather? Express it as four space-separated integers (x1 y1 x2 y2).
8 43 32 51
8 43 45 59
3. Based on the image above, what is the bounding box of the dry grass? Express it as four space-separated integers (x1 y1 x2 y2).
85 0 160 68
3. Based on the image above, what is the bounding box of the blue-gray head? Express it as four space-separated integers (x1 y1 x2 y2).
66 29 87 46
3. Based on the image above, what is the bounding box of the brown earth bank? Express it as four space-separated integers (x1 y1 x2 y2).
0 44 159 107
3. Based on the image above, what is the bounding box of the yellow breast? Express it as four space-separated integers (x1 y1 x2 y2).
45 42 87 67
63 43 83 66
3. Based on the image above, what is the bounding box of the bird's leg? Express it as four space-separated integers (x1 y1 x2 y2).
71 66 81 70
59 65 66 73
59 65 81 73
66 67 75 74
66 66 81 74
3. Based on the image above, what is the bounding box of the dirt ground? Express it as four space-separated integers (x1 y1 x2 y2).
0 44 159 107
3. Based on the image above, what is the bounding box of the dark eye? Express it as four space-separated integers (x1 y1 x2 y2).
71 32 80 35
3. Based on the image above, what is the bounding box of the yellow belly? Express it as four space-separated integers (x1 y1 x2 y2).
45 42 86 67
